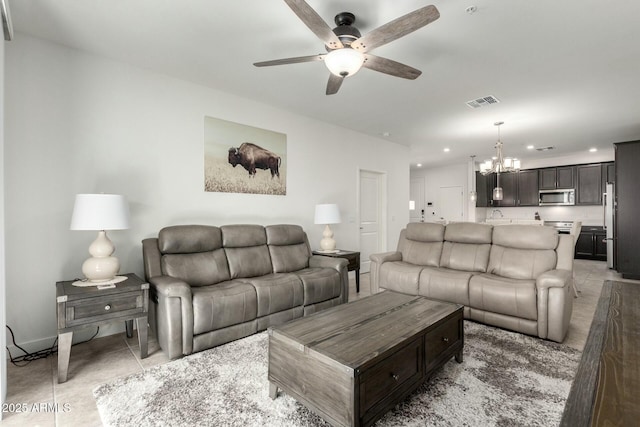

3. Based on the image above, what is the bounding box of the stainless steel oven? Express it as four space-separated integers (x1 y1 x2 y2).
539 189 575 206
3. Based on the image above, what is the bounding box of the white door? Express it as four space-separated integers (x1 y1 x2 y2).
410 177 425 222
359 170 386 273
439 186 464 223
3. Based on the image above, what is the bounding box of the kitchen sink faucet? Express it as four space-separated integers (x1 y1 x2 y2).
491 209 504 219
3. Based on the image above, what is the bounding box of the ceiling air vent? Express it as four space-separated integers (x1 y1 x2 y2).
465 95 500 109
536 146 555 151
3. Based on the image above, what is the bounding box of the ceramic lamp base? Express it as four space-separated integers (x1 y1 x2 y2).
82 230 120 282
319 224 336 252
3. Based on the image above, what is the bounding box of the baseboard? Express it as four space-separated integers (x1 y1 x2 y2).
5 322 128 360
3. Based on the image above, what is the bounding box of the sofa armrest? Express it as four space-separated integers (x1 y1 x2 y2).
370 251 402 264
309 255 349 303
536 269 572 291
536 269 573 342
369 251 402 294
148 276 194 358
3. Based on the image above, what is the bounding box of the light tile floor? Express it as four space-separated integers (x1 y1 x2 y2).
2 260 637 426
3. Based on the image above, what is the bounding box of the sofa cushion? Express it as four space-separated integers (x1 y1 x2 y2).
159 225 222 254
488 225 558 279
398 223 445 267
265 224 306 246
469 274 537 320
221 224 267 247
418 267 472 306
488 245 557 280
379 261 423 295
161 250 230 287
266 225 310 273
191 281 257 335
492 224 558 249
242 273 304 317
225 246 273 279
440 241 491 272
295 268 342 305
222 225 272 278
444 222 492 244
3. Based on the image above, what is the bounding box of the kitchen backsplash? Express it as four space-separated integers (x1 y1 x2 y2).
477 205 604 226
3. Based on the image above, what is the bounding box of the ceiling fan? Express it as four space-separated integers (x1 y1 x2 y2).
254 0 440 95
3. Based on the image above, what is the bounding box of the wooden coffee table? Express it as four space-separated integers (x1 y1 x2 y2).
268 291 464 427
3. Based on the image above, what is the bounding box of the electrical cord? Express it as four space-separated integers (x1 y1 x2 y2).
5 325 100 367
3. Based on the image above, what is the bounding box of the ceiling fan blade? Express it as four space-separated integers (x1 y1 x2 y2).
351 5 440 53
363 54 422 80
254 54 326 67
284 0 343 50
326 73 344 95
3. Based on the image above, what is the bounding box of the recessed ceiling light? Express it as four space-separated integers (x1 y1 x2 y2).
444 148 450 153
526 145 534 150
382 131 390 137
417 163 422 167
589 148 597 152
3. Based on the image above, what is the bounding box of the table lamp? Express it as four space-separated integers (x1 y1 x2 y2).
70 194 130 283
314 203 341 253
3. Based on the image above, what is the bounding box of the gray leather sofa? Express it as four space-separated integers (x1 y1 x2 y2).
142 224 348 359
370 222 574 342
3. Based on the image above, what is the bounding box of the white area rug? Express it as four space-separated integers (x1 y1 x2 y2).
94 321 580 426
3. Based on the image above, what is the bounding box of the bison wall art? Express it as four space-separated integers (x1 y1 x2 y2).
204 116 286 195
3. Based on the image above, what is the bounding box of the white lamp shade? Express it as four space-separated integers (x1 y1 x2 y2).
314 204 341 225
324 48 365 77
70 194 130 230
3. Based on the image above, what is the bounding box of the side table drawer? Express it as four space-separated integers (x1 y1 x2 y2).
425 313 461 368
360 337 423 413
64 291 145 327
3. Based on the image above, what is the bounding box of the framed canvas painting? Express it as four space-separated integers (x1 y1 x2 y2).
204 116 287 195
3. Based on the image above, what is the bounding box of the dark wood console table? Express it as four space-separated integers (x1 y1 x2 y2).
561 280 640 426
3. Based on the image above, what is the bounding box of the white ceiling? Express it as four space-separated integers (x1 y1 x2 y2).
8 0 640 169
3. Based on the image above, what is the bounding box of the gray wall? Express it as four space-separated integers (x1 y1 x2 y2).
4 34 410 351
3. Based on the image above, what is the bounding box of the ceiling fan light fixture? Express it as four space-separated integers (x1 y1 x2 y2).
324 48 365 77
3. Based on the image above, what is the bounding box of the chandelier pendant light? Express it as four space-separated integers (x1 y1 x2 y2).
479 121 520 201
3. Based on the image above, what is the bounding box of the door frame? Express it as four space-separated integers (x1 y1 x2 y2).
357 168 388 255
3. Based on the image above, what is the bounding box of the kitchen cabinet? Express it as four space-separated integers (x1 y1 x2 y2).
476 170 538 207
517 169 539 206
615 141 640 279
475 172 490 207
491 172 517 207
602 162 615 188
575 226 607 260
576 164 602 205
539 166 575 190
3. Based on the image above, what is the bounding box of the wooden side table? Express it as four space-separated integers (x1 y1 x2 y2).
312 250 361 292
55 273 149 383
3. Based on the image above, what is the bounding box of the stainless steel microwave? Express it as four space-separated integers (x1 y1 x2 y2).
539 189 575 206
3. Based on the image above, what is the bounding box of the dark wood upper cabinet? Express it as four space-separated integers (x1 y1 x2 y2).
539 166 575 190
475 172 490 207
493 172 517 207
517 170 539 206
557 166 575 189
602 162 615 189
539 168 557 190
576 164 602 205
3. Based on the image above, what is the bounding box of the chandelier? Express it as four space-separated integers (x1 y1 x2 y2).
479 121 520 201
479 122 520 175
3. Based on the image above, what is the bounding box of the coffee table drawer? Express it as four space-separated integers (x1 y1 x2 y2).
425 313 461 366
360 337 423 413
